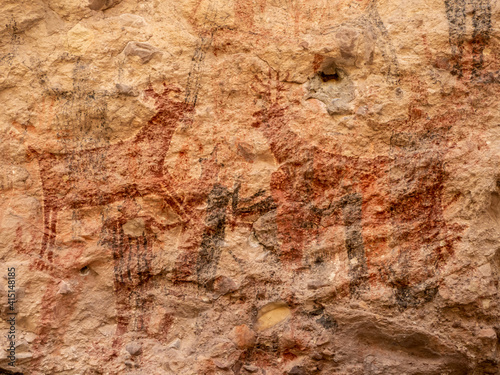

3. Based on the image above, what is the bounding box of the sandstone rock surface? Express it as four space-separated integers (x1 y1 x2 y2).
1 0 500 374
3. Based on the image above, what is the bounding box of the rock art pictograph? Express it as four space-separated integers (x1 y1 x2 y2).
1 0 499 373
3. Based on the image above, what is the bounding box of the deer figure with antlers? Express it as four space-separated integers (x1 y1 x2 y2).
250 70 385 294
251 70 459 298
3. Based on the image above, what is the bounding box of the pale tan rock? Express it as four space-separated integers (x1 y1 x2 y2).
57 280 72 295
123 41 161 64
122 218 145 237
46 0 91 21
255 302 291 331
478 327 497 341
252 210 278 249
125 342 142 356
66 24 94 55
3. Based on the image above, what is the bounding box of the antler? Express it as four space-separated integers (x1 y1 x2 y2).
251 69 290 126
251 69 289 105
144 83 185 111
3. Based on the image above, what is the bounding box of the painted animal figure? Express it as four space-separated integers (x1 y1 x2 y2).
251 72 388 293
30 84 193 262
251 71 456 297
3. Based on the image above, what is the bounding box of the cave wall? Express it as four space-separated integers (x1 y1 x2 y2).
1 0 500 374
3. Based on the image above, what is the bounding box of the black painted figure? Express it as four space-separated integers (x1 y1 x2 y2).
444 0 492 78
196 184 231 288
196 182 276 289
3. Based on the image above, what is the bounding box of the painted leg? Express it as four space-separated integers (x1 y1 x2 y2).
471 0 492 79
341 193 369 296
40 203 51 258
47 208 58 262
196 184 230 288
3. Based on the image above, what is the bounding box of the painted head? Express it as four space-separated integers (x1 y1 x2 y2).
144 83 195 125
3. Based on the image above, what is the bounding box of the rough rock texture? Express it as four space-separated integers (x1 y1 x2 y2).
1 0 500 374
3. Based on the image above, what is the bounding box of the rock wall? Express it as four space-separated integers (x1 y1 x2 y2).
1 0 499 374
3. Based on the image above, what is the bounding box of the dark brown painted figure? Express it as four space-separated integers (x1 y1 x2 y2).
99 201 174 343
173 162 276 288
194 181 277 289
171 150 221 284
196 184 231 287
444 0 492 79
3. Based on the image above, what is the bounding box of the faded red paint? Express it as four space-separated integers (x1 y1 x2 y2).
13 227 85 374
252 71 462 296
24 85 198 372
98 200 178 344
31 84 193 263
